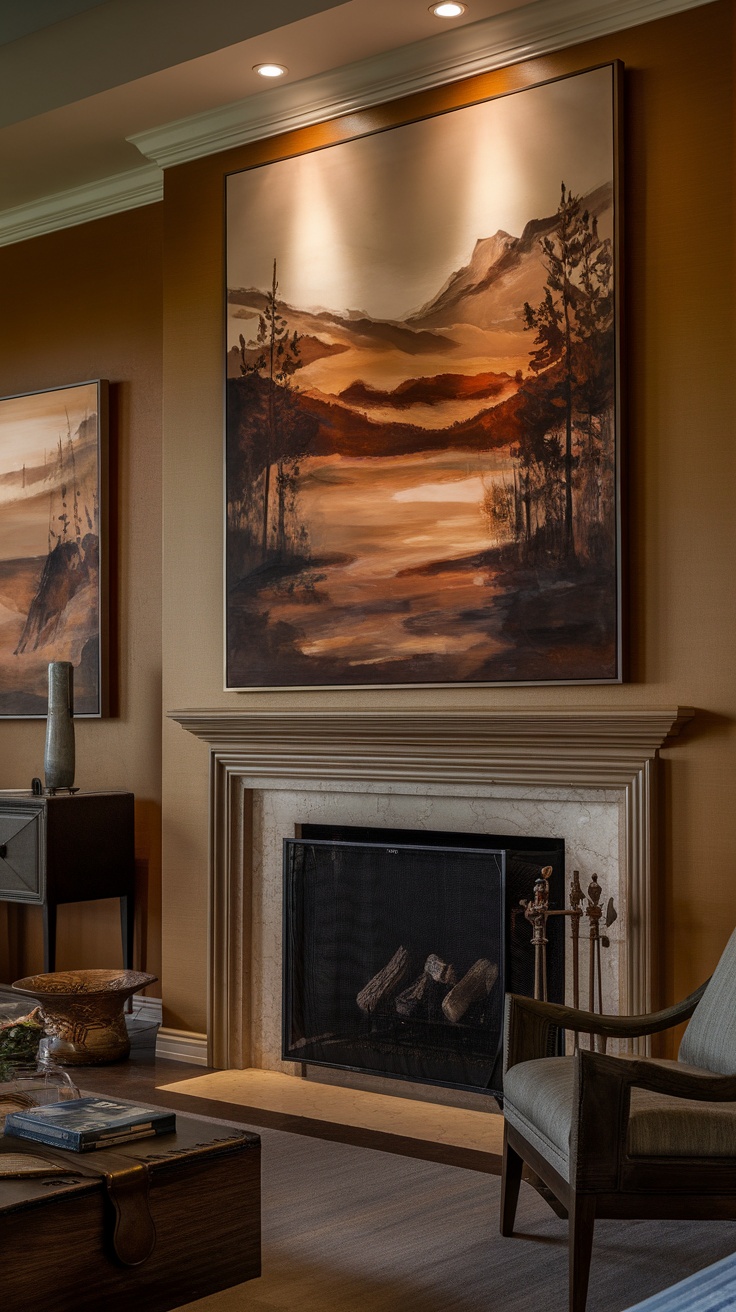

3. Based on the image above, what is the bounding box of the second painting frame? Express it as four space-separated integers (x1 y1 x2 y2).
0 379 108 717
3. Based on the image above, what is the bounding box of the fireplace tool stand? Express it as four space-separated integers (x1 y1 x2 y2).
521 867 617 1049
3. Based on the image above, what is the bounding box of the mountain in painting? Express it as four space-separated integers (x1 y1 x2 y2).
227 279 460 379
230 369 526 460
408 181 612 331
228 180 612 403
337 371 514 410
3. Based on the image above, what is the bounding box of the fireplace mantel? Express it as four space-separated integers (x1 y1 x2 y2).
170 707 692 787
170 707 693 1068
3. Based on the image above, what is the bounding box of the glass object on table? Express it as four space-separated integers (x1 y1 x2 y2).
0 1038 81 1130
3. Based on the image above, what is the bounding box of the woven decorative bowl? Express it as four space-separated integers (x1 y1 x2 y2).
11 969 157 1065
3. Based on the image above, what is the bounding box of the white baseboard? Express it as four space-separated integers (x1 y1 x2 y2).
130 996 163 1026
156 1027 209 1067
127 996 209 1065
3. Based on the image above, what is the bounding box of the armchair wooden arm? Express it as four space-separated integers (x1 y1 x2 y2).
608 1057 736 1103
573 1048 736 1192
505 982 709 1071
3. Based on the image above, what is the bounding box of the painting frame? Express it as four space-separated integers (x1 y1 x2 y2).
0 378 109 719
224 60 624 691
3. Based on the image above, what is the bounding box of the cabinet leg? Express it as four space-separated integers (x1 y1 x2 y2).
2 904 22 982
120 894 135 971
42 903 57 974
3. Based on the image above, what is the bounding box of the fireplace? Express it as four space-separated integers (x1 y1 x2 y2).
169 707 690 1072
283 825 565 1094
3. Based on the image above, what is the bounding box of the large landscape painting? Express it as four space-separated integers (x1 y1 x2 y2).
0 381 106 716
225 64 621 688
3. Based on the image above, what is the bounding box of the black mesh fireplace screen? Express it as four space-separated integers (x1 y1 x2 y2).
282 826 564 1095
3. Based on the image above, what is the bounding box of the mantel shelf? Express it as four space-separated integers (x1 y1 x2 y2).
169 707 693 791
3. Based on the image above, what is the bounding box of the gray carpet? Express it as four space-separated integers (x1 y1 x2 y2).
174 1123 736 1312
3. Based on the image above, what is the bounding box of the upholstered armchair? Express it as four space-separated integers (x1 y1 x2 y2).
500 928 736 1312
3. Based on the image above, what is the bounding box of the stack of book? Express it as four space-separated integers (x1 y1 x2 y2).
3 1097 176 1152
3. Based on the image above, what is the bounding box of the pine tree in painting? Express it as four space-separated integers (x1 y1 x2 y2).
236 259 314 562
520 182 614 565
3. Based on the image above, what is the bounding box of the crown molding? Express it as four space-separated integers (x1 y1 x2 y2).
129 0 714 170
0 162 163 249
0 0 713 247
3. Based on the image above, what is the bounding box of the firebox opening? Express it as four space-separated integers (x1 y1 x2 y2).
283 825 565 1096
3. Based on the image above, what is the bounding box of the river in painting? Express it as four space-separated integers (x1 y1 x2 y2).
269 450 512 673
226 433 617 688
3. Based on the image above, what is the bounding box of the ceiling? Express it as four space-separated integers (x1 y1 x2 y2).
0 0 712 239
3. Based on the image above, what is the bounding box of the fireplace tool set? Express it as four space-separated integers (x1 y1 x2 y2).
521 867 617 1047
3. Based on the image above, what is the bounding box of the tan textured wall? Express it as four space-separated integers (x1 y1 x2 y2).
0 204 164 993
162 1 734 1043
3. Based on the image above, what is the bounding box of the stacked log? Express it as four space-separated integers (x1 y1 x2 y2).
356 948 498 1024
424 955 457 986
394 972 429 1017
442 959 498 1024
394 955 457 1017
357 946 410 1016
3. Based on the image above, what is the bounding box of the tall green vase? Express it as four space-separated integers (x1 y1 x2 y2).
44 660 75 793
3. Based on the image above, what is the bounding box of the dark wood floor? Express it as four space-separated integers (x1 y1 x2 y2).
78 1028 505 1177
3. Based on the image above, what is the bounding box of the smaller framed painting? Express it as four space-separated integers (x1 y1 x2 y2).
0 380 108 717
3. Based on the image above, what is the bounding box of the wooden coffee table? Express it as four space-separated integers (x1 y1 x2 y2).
0 1115 261 1312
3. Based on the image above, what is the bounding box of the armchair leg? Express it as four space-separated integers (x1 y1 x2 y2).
500 1128 523 1236
569 1194 595 1312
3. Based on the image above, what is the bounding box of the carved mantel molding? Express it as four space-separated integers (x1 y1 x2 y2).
170 707 693 1068
170 707 692 787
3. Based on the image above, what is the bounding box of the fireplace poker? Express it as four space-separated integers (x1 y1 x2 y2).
586 875 604 1015
569 869 584 1011
521 866 572 1002
520 867 553 1001
584 874 620 1050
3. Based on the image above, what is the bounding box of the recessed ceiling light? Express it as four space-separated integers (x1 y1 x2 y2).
254 63 288 79
430 2 467 16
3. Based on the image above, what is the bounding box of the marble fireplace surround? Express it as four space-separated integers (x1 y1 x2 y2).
171 708 692 1071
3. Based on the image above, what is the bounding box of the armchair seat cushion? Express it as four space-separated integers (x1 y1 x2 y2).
504 1056 736 1178
627 1060 736 1157
503 1057 573 1180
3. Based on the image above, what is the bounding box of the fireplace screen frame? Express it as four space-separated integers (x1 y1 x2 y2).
282 830 565 1095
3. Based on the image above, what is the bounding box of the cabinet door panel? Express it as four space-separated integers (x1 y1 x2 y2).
0 809 43 900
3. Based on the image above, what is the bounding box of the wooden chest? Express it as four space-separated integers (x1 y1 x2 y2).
0 1117 261 1312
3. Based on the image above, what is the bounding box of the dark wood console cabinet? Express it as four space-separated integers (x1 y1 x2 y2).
0 791 135 973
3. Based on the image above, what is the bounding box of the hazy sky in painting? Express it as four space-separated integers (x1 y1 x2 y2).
227 66 614 322
0 383 98 476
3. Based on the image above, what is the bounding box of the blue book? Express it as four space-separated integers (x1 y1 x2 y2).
4 1097 176 1152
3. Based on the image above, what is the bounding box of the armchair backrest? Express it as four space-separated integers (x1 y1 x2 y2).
679 926 736 1073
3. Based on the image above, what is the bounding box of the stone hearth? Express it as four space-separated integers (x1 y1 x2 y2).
170 709 691 1071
